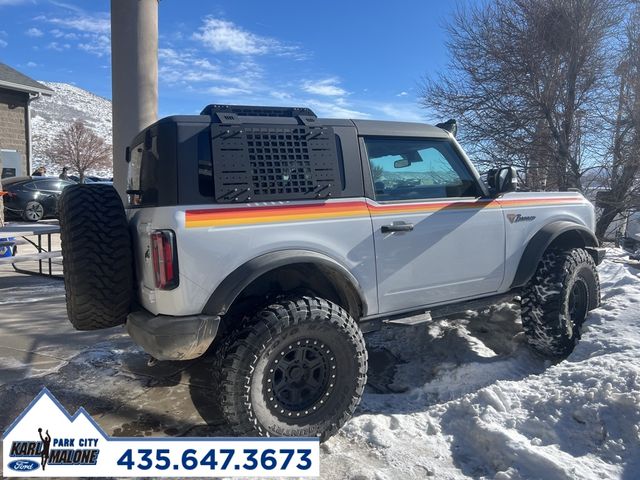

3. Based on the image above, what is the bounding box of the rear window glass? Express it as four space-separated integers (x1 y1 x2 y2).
127 139 160 207
127 143 144 206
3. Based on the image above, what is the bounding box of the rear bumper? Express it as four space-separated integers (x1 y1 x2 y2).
126 310 220 361
586 246 606 265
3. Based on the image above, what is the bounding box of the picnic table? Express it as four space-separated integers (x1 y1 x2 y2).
0 224 62 278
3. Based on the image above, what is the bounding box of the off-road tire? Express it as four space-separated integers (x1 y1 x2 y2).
218 296 367 441
520 248 600 358
58 184 133 330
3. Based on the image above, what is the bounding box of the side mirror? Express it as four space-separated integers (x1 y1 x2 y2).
487 166 517 195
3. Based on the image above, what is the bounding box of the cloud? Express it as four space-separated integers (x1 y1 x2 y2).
303 98 370 119
396 91 409 97
302 78 347 97
26 61 38 67
34 10 110 57
159 48 189 67
51 28 78 39
0 38 7 48
208 86 251 96
46 41 71 51
270 91 293 101
26 27 43 37
78 34 110 56
44 14 110 34
158 48 254 89
193 16 302 58
48 0 84 13
193 17 273 55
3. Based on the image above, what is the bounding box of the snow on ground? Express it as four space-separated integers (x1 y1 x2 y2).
322 248 640 480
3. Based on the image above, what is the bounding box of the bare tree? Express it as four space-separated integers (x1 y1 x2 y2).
421 0 621 191
46 121 111 183
596 4 640 238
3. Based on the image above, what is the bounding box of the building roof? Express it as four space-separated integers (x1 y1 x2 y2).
0 62 53 96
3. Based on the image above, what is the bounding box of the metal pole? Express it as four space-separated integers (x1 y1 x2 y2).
110 0 158 199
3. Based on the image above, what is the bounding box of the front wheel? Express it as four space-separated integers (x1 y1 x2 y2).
22 201 44 222
520 248 600 358
218 296 367 441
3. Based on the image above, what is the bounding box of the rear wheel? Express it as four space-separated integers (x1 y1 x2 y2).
218 296 367 441
22 201 44 222
520 248 600 357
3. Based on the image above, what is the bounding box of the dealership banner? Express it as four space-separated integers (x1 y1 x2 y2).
2 388 319 477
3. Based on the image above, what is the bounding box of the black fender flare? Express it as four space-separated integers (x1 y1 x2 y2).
202 250 368 317
510 221 599 289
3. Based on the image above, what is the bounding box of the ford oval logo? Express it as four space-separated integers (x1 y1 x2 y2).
8 459 39 471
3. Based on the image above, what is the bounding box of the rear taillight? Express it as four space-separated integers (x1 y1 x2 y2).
150 230 179 290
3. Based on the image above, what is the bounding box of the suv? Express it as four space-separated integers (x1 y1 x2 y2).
58 105 605 441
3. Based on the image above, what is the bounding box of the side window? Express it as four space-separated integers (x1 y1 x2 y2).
365 137 480 201
35 180 61 191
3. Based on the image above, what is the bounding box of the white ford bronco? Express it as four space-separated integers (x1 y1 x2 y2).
59 105 605 440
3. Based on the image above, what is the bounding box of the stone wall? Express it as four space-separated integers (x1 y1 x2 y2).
0 88 29 175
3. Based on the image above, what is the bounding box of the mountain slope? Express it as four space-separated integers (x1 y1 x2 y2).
30 81 112 176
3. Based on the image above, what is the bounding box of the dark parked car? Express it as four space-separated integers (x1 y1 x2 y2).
2 176 75 221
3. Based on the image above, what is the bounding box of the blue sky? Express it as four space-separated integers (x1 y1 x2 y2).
0 0 460 121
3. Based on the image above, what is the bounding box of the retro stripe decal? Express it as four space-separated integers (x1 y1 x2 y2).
184 197 585 228
185 201 370 228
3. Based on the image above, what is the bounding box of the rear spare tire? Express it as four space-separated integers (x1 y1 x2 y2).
59 184 133 330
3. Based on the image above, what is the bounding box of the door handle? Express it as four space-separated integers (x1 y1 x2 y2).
381 222 414 233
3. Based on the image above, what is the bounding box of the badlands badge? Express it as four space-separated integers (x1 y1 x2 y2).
507 213 536 224
3 388 319 477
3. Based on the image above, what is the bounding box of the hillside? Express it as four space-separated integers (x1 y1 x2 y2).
30 81 112 177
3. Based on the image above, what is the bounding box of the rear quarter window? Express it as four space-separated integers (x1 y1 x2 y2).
127 143 144 206
127 138 160 207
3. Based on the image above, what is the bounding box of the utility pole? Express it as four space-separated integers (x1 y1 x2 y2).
110 0 158 198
